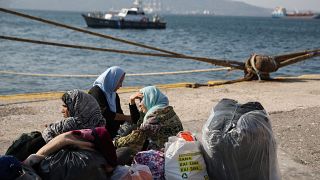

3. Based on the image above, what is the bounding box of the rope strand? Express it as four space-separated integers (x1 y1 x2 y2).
0 67 231 78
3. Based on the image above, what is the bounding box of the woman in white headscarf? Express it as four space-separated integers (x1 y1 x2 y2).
114 86 183 152
88 66 131 138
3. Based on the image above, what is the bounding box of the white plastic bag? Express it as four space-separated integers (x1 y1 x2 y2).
165 136 208 180
111 164 153 180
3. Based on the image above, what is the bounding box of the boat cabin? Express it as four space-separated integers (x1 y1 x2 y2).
117 7 148 22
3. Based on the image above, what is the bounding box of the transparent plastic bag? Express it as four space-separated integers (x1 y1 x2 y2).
201 98 280 180
112 164 152 180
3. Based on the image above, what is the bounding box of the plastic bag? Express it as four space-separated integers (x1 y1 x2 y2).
111 165 131 180
201 98 280 180
165 136 208 180
5 131 45 161
16 164 42 180
38 149 107 180
111 164 152 180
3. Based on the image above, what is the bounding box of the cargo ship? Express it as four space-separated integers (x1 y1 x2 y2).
272 7 320 19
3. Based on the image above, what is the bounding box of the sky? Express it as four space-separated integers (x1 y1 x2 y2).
237 0 320 11
1 0 320 12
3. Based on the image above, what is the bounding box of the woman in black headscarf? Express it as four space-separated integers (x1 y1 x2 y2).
42 89 106 143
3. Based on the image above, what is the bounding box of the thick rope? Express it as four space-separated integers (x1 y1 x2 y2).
278 52 320 68
249 54 261 80
244 50 320 80
0 67 231 78
185 76 250 88
274 49 320 62
0 35 245 70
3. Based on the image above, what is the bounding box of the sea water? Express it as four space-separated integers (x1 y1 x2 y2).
1 10 319 95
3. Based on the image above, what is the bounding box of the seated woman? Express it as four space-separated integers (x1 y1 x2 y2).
114 86 184 152
88 66 131 139
42 89 106 142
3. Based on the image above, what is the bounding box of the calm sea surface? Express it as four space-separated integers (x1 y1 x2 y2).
1 10 319 95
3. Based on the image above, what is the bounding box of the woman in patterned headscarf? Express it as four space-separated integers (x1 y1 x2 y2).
115 86 183 152
88 66 131 139
42 89 106 142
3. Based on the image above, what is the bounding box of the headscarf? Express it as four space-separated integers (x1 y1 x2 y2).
140 86 169 122
93 66 125 112
42 89 106 142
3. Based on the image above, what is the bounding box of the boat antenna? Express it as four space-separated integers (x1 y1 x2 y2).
133 0 143 9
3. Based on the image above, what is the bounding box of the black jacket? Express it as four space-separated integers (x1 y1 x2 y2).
88 85 124 138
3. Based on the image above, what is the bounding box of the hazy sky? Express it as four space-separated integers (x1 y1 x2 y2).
1 0 320 12
238 0 320 11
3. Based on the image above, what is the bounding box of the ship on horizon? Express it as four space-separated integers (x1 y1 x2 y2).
272 7 320 19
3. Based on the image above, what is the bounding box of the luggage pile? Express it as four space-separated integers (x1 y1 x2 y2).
1 98 280 180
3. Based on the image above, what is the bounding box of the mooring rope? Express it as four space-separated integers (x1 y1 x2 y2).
274 49 320 62
249 54 261 80
278 52 319 68
0 35 245 70
0 67 231 78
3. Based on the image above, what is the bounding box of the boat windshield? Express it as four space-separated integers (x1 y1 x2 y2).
127 10 138 15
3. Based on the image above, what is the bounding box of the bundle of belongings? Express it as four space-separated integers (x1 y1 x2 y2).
1 98 281 180
201 98 281 180
3 127 116 180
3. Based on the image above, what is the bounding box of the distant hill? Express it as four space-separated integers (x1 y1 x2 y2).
5 0 272 16
105 0 272 16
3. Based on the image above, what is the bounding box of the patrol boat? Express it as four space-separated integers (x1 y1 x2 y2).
81 0 166 29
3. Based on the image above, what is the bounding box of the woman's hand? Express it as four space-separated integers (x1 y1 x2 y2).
130 92 143 105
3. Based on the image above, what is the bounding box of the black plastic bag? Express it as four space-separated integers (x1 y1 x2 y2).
201 98 280 180
16 164 42 180
6 131 45 161
38 149 107 180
